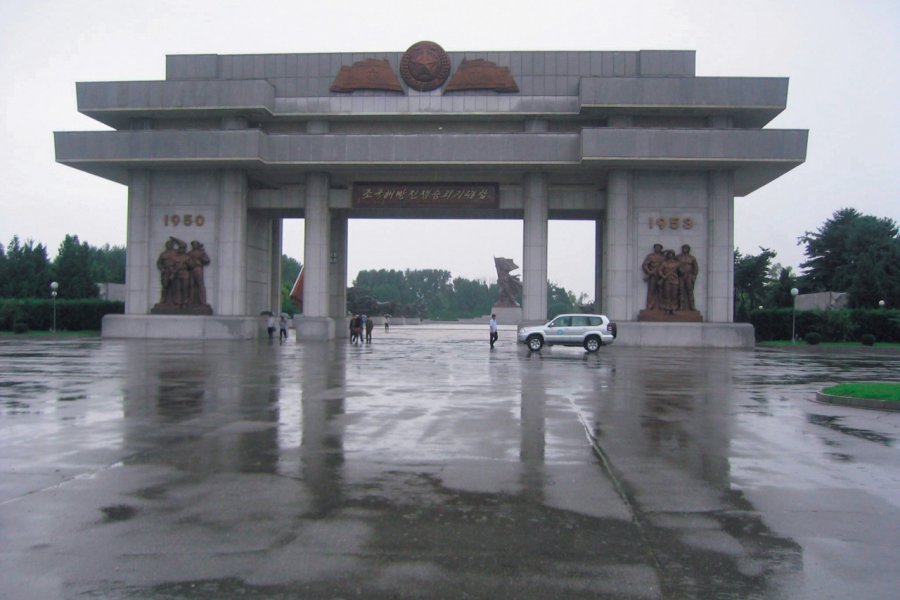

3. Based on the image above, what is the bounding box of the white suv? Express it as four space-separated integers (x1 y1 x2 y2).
517 314 617 352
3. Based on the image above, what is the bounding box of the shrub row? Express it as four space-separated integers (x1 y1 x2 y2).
748 308 900 343
0 298 124 332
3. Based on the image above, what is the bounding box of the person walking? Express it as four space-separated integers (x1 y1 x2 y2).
279 314 289 342
365 317 374 343
266 314 276 340
349 315 360 343
489 313 499 349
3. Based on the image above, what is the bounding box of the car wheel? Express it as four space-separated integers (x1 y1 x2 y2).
527 335 544 351
583 336 601 352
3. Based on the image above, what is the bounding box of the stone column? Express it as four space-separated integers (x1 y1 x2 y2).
707 171 735 322
522 172 548 322
270 218 283 314
296 172 335 339
329 213 348 320
606 115 636 319
125 170 151 315
303 173 330 317
594 217 604 313
216 170 248 315
602 169 632 321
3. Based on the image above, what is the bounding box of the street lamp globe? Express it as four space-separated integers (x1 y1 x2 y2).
879 300 886 308
790 287 799 298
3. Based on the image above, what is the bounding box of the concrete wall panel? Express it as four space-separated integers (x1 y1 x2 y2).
147 171 220 313
633 171 709 319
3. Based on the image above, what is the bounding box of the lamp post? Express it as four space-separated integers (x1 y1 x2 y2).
790 287 799 343
50 281 59 332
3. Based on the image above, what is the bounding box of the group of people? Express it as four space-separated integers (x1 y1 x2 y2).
155 237 210 309
349 314 375 343
641 243 699 314
266 313 289 342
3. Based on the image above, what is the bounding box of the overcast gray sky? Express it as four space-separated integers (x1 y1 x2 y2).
1 0 898 299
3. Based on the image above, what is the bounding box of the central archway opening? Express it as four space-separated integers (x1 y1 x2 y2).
281 218 597 320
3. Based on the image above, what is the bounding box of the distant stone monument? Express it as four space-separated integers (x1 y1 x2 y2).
151 237 213 315
55 44 806 346
492 256 523 324
638 243 702 322
494 257 522 307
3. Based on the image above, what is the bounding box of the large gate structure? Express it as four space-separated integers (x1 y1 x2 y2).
54 42 807 346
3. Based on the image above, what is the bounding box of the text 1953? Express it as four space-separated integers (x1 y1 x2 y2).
649 216 694 230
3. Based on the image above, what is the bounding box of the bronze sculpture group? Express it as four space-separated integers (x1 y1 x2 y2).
640 243 700 321
151 237 212 314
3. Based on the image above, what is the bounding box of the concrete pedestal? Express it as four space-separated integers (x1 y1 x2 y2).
294 316 336 341
614 322 754 348
491 306 524 326
102 314 264 339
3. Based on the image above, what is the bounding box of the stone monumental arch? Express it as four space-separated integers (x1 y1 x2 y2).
54 42 807 346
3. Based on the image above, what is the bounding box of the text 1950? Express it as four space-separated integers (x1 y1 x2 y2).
163 214 205 227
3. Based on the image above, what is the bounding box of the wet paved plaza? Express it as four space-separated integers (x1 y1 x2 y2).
1 325 898 599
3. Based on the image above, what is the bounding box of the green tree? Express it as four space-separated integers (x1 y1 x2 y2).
840 215 900 308
89 243 126 283
798 208 900 308
91 244 125 283
280 254 303 314
734 247 777 320
53 235 98 298
0 245 6 295
450 276 495 318
770 265 799 308
547 282 578 318
281 254 302 288
2 236 51 298
354 269 412 305
405 269 453 319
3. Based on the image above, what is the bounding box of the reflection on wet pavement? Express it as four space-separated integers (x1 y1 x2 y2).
0 328 898 599
807 413 896 447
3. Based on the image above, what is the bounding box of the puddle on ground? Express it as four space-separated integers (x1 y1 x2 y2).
100 504 138 523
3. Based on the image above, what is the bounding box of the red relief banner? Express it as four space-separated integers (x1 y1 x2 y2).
353 183 499 209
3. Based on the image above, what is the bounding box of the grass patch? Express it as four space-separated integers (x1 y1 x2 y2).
823 382 900 402
0 330 99 338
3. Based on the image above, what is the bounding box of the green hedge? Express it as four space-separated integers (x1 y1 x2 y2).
0 299 124 332
748 308 900 343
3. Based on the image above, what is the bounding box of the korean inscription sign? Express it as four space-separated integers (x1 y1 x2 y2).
353 183 499 209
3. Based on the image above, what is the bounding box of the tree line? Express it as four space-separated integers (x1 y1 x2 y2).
0 235 124 299
735 208 899 319
9 206 893 321
346 268 581 320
